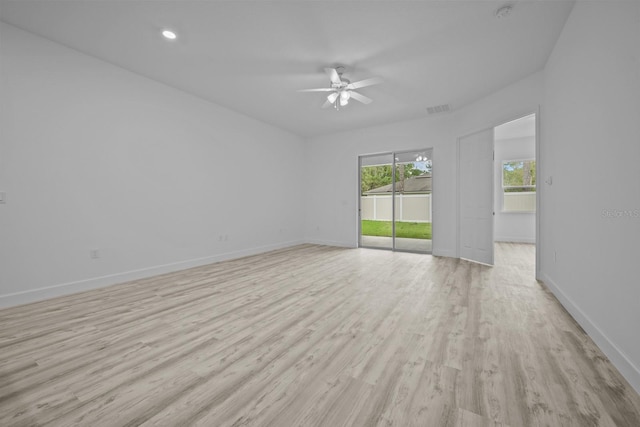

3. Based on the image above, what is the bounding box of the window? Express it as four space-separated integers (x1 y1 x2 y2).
502 160 536 212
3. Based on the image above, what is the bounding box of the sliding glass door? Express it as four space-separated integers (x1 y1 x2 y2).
359 149 432 254
393 150 432 252
359 153 394 251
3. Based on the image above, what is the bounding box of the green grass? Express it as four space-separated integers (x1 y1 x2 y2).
361 220 432 239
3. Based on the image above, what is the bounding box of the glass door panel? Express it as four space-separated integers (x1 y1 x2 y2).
359 153 394 250
393 149 432 253
359 149 432 254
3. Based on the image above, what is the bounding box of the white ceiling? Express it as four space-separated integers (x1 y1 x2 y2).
495 113 536 140
0 0 574 138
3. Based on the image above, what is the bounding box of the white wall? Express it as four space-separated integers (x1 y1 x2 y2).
541 1 640 392
304 115 455 255
304 71 544 257
0 23 306 307
3 0 639 396
453 72 543 140
494 136 536 243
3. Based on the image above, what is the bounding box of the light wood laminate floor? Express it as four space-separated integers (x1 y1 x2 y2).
1 244 639 426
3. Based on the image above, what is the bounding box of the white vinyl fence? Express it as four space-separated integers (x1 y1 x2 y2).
503 192 536 212
361 194 431 222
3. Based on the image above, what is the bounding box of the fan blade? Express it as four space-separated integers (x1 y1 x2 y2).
347 77 383 90
349 91 373 104
297 88 336 92
325 68 342 85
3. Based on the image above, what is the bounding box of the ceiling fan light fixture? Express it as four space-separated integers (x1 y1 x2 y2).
302 66 382 110
327 92 339 103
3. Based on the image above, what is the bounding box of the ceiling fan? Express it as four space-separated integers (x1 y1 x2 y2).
298 66 383 110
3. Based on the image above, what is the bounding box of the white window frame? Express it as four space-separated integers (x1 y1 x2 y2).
502 159 536 190
502 159 536 213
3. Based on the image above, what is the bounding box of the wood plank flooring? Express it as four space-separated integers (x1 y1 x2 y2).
1 243 639 426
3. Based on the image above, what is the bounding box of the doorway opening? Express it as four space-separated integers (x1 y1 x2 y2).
457 112 538 271
493 114 537 275
359 149 433 254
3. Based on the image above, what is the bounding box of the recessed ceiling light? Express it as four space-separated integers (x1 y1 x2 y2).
162 29 177 40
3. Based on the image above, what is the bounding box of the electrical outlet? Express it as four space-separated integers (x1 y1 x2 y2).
90 249 100 259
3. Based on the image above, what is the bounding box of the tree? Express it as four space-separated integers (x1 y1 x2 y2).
503 160 536 192
361 165 393 193
361 162 430 193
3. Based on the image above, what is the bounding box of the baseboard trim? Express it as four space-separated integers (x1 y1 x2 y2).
432 249 456 258
306 240 456 259
540 272 640 394
304 239 357 248
495 236 536 244
0 240 305 309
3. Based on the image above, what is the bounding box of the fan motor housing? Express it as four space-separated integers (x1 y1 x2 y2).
331 79 349 89
331 66 349 88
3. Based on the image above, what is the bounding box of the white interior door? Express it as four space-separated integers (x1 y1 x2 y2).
458 129 494 265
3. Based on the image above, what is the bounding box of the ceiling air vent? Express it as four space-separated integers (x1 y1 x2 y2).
426 104 451 115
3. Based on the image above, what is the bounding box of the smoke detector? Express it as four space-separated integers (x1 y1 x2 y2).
495 5 513 19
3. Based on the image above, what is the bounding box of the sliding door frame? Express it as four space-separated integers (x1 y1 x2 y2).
358 147 434 254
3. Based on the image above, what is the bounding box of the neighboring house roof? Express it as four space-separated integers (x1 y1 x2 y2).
364 174 432 194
